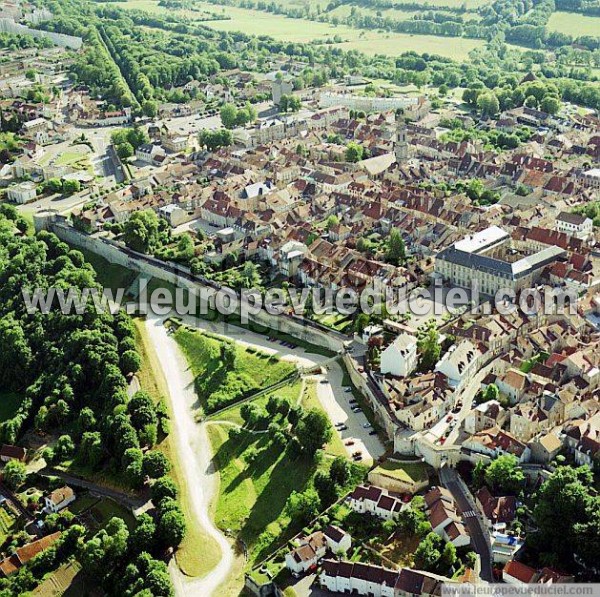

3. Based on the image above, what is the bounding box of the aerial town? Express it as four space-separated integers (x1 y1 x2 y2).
0 0 599 595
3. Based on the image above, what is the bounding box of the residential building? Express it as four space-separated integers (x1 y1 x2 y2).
475 487 517 529
555 212 593 240
503 560 537 586
0 532 61 577
0 444 26 463
346 484 404 520
380 333 418 378
43 486 76 513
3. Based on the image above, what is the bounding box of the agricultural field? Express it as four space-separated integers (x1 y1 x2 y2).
547 11 600 37
337 32 484 60
111 0 485 59
173 325 296 413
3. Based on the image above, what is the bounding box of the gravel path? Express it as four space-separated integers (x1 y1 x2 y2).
145 313 234 597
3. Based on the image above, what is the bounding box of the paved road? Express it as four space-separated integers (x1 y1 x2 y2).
439 466 493 582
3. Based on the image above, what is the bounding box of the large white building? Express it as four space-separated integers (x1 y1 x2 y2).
555 211 593 240
434 226 565 295
380 333 418 378
7 181 37 204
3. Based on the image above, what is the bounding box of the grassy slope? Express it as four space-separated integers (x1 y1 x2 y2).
173 326 296 413
207 378 366 567
133 318 222 578
207 423 321 565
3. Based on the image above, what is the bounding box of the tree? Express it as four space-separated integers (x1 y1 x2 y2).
239 262 261 289
386 228 406 265
540 95 560 115
326 214 339 230
295 408 332 456
121 350 141 375
54 434 75 462
142 450 170 479
62 179 81 195
482 383 499 403
221 343 237 369
220 103 238 129
313 470 338 506
330 456 351 487
477 92 500 118
142 100 158 118
484 454 525 494
354 313 370 334
3 459 26 489
531 465 597 568
152 476 178 505
123 210 160 253
116 141 134 159
285 488 321 525
345 141 365 163
46 178 63 194
417 319 441 371
124 447 144 487
158 508 186 548
198 129 232 152
414 532 443 571
130 513 156 554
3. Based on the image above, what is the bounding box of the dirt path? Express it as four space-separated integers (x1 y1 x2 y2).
144 314 234 597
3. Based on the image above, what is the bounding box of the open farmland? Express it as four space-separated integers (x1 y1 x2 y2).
547 11 600 37
108 0 485 59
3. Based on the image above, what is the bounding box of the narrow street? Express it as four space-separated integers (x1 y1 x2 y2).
439 466 494 582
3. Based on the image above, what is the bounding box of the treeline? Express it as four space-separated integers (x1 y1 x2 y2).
0 32 55 50
556 0 600 14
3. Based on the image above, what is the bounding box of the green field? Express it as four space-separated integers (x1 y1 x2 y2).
337 33 483 59
174 326 296 413
112 0 485 59
0 391 22 422
547 11 600 36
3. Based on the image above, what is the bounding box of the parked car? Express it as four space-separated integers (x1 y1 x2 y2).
338 424 348 431
345 440 355 446
362 423 372 429
369 430 377 436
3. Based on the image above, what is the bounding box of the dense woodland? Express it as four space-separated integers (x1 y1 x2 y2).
0 207 182 596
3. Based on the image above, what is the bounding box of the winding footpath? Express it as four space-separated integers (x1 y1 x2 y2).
144 313 234 597
144 312 385 596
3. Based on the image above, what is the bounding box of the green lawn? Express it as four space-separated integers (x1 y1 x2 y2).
547 11 600 36
208 424 315 563
174 326 296 413
207 423 362 566
0 391 22 422
371 459 429 485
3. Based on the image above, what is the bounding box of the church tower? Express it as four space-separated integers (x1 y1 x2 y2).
394 110 409 164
